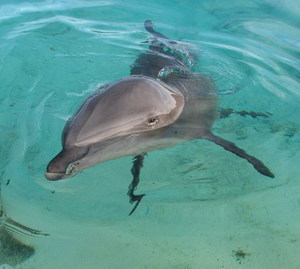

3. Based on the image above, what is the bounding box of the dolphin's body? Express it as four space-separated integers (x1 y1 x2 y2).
45 21 274 214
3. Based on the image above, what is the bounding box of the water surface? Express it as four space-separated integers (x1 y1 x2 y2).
0 0 300 268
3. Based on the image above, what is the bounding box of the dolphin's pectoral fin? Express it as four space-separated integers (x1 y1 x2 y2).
127 154 146 215
128 194 145 216
203 132 275 178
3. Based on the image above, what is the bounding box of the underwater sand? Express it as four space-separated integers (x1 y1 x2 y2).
0 0 300 268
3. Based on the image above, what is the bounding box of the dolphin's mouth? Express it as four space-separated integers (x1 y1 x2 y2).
45 161 80 181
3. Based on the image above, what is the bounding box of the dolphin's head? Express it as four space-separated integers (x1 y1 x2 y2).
45 76 184 180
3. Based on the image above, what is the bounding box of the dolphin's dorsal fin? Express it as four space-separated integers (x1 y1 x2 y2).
203 132 274 178
144 20 169 39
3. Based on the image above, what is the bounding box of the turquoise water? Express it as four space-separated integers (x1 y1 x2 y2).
1 0 300 268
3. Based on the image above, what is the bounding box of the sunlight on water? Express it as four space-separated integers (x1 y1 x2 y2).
0 0 299 268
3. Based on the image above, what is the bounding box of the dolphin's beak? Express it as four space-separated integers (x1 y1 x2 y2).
45 147 87 181
44 172 66 181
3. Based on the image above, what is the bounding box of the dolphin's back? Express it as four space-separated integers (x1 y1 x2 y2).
131 21 196 78
131 20 218 137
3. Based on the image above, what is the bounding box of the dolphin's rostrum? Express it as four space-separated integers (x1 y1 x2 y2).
45 20 274 214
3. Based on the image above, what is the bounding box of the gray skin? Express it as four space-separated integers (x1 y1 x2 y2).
45 21 274 209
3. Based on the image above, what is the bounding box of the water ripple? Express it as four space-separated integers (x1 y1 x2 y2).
0 0 112 21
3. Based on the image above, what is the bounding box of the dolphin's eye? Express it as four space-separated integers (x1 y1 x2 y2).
146 117 159 127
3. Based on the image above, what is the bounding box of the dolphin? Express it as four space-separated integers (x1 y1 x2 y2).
45 20 274 214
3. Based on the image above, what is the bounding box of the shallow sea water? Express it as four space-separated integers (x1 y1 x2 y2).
1 0 300 268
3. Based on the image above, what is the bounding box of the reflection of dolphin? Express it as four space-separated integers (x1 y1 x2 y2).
45 20 274 214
